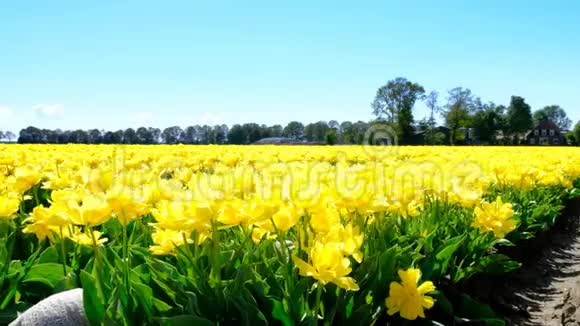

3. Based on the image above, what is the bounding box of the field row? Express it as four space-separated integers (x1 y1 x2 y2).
1 145 580 325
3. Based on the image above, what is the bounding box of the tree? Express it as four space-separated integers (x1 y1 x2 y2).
269 125 283 138
339 121 354 144
102 131 117 144
574 121 580 146
424 91 440 130
228 124 247 144
304 121 329 142
371 77 425 143
136 127 154 144
161 126 183 144
352 121 370 144
200 125 214 144
113 130 125 144
532 105 572 130
237 123 262 143
283 121 304 140
442 87 476 145
325 129 337 145
565 132 576 145
44 129 59 143
259 124 273 139
0 131 4 141
5 131 15 142
18 126 43 143
182 126 197 144
57 130 71 143
214 125 228 144
415 118 431 133
328 120 340 131
87 129 102 144
149 128 161 144
123 128 138 144
415 118 434 145
471 103 506 144
507 96 533 144
70 130 89 143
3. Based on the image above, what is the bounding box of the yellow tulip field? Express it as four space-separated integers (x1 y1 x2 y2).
1 144 579 325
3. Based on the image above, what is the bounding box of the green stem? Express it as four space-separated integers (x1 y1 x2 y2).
280 231 295 291
210 221 221 286
180 232 197 282
32 185 40 207
89 226 104 295
0 220 16 291
0 287 18 310
59 227 67 277
313 283 324 321
122 224 130 300
328 288 342 323
268 218 295 293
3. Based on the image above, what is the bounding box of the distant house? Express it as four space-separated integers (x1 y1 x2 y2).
411 126 451 145
525 119 566 145
458 127 477 144
253 137 303 145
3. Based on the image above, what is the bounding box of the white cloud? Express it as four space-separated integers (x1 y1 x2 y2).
33 104 64 118
0 106 13 118
135 112 154 126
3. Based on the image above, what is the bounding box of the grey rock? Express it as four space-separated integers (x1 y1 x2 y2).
9 288 88 326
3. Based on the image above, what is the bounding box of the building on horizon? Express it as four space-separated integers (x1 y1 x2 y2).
525 119 567 145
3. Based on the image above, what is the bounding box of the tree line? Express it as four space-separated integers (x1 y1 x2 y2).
370 77 579 145
8 121 373 145
3 76 580 145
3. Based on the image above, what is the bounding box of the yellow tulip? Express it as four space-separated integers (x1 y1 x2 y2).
0 195 20 219
472 196 516 238
149 228 192 256
386 268 436 320
293 241 359 291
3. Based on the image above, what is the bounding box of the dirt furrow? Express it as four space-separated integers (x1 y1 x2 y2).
473 199 580 325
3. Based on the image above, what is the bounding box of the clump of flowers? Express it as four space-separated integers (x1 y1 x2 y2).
472 196 516 238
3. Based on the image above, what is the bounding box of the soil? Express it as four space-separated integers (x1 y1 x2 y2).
465 198 580 326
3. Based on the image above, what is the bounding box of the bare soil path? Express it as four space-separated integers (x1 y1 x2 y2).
469 199 580 325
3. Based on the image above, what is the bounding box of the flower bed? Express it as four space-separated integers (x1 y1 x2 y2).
1 145 579 325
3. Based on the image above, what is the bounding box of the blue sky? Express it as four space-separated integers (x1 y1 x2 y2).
1 0 579 132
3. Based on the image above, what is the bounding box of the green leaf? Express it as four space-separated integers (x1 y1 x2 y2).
288 279 308 321
152 277 179 304
80 270 105 325
479 318 506 326
131 276 155 319
38 247 59 263
435 235 464 274
154 298 173 313
457 293 498 319
187 292 202 316
480 254 521 275
6 261 23 280
345 296 355 318
372 246 398 300
271 299 293 326
157 315 215 326
345 304 374 325
23 263 70 288
433 291 453 316
54 272 79 293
